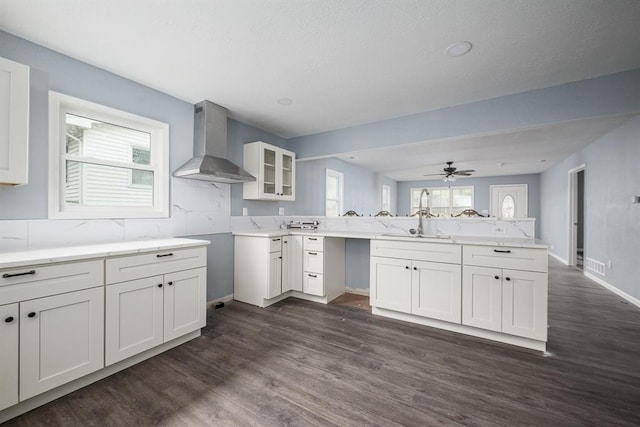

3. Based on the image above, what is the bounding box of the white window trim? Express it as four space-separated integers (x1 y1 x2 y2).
325 168 344 217
410 185 474 216
48 91 169 219
382 184 391 212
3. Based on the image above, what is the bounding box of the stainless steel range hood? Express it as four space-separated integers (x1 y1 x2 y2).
173 100 255 184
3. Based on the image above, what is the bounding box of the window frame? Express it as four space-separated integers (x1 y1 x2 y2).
48 91 169 219
381 184 391 212
325 168 344 217
410 185 474 217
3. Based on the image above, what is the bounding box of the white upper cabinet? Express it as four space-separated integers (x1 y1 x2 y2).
0 56 29 186
243 141 295 200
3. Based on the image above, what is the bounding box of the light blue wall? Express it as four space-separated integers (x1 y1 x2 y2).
0 30 195 219
289 68 640 160
287 157 398 216
541 116 640 300
397 174 541 236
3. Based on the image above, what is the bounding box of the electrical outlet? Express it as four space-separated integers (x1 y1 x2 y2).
608 260 612 269
242 207 248 216
278 207 285 216
482 209 489 215
493 226 506 234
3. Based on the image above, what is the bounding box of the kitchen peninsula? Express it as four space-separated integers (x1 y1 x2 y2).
233 217 548 352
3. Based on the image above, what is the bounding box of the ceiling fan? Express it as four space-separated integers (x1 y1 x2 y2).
424 161 475 182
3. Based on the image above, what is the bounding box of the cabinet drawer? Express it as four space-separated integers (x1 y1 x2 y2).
0 260 104 304
371 240 461 264
303 272 324 297
269 237 283 253
303 251 324 273
106 247 206 284
303 236 324 252
463 245 547 273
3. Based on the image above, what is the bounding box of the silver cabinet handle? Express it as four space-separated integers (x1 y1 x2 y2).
156 253 173 258
308 274 317 278
3 270 36 278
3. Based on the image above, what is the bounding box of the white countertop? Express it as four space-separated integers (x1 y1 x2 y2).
0 238 211 270
232 230 549 249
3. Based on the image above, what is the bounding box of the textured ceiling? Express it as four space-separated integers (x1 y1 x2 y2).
1 0 640 139
333 114 636 180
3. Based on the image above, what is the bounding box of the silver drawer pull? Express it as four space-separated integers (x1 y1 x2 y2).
493 249 511 254
272 238 281 242
2 270 36 279
308 252 318 255
308 238 318 241
156 253 174 258
308 274 317 278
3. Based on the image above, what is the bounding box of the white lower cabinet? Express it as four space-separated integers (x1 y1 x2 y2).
19 287 104 400
164 268 207 342
282 236 303 292
267 251 283 299
462 265 548 341
0 303 19 411
105 276 164 366
302 272 325 297
411 261 461 323
370 256 412 313
105 266 207 366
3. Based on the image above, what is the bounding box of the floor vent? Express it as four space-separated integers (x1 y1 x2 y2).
586 257 606 276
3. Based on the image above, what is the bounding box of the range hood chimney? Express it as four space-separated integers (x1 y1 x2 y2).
173 100 255 184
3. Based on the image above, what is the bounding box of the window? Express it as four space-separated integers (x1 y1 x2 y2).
382 184 391 212
410 186 474 217
48 92 169 219
326 169 344 216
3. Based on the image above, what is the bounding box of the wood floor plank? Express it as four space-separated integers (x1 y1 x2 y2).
4 258 640 426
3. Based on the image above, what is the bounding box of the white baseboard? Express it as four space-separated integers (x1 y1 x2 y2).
584 271 640 309
345 287 370 296
207 293 234 308
548 251 569 265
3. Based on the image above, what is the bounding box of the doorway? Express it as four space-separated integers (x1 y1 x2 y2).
490 184 528 218
568 165 586 268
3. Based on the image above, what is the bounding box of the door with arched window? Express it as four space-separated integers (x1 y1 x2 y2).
490 184 528 218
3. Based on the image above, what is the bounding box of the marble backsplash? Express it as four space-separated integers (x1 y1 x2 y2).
0 178 231 252
230 215 536 239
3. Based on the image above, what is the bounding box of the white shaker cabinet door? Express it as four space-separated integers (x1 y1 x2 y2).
282 236 303 292
0 303 19 411
105 276 164 366
267 251 282 299
164 267 207 342
0 56 29 186
502 269 548 341
20 287 104 400
370 256 412 313
411 261 462 324
462 266 502 332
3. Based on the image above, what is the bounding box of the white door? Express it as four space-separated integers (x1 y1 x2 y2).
370 256 412 313
20 287 104 400
490 185 528 218
0 56 29 185
105 276 163 366
502 269 548 341
282 236 303 292
164 267 207 342
0 303 19 410
411 261 462 323
267 251 282 299
462 266 502 332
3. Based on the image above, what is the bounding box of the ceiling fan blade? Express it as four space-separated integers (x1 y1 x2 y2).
423 173 446 176
454 169 475 174
454 172 472 176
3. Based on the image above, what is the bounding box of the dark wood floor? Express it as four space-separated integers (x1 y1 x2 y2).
5 259 640 426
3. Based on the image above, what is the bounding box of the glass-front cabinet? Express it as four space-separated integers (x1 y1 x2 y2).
243 141 296 201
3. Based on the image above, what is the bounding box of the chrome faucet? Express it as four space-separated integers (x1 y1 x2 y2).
417 188 429 235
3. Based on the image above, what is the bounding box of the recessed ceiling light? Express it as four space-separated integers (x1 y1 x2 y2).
277 98 293 106
498 162 505 167
539 159 547 163
349 156 357 160
445 41 472 57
